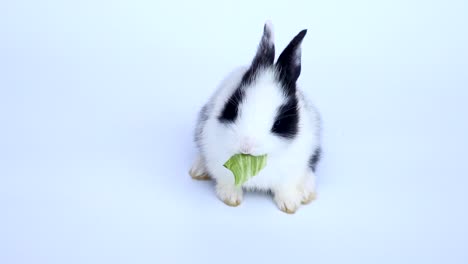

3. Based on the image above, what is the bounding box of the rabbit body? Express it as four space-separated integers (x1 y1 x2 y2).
190 21 321 214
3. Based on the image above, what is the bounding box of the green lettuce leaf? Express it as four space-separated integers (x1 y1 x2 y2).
223 154 268 186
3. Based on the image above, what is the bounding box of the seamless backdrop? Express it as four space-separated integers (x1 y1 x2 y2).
1 0 468 263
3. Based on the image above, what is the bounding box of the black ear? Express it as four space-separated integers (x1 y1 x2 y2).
241 21 275 85
276 29 307 94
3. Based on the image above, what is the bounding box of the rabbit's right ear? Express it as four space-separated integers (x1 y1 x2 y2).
242 21 275 84
275 29 307 95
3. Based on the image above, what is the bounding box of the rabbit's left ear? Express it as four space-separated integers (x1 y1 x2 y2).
276 29 307 94
248 21 275 75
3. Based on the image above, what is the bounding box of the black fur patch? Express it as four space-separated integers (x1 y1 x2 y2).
271 97 299 139
275 29 307 96
218 23 275 123
218 84 245 123
250 24 275 75
309 147 321 172
217 66 260 123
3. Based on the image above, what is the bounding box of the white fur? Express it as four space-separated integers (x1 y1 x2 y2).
264 20 274 43
189 154 208 179
191 27 321 213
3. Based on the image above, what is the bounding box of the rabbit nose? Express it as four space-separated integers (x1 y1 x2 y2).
240 146 252 154
240 137 256 154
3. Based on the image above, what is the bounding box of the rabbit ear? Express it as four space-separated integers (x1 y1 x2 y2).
218 22 275 124
248 21 275 74
276 29 307 95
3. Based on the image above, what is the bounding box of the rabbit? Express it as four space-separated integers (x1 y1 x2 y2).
189 21 322 214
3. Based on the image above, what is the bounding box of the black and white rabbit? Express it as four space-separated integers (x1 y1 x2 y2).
190 21 322 214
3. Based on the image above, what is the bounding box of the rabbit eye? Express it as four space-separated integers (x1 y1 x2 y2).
219 86 244 123
271 98 299 139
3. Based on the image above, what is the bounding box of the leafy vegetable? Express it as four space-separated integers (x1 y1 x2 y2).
223 154 267 186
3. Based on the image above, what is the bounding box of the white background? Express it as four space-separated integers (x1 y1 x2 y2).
1 0 467 263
